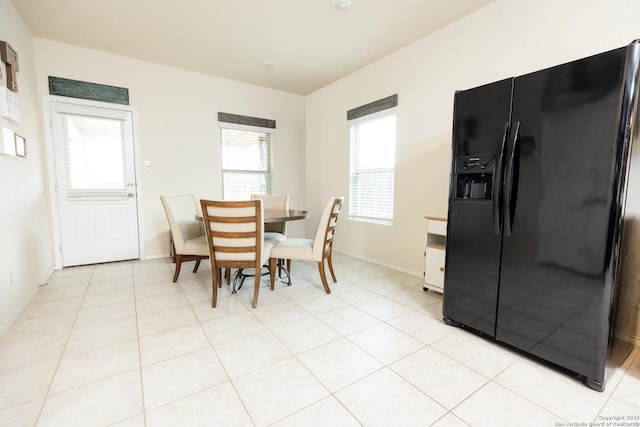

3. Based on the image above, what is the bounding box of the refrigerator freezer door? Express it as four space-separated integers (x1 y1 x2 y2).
443 78 513 337
495 47 628 386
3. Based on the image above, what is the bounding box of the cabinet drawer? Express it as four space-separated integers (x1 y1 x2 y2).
427 219 447 236
425 247 445 289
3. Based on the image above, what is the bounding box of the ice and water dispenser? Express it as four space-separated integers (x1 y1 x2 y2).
455 155 494 200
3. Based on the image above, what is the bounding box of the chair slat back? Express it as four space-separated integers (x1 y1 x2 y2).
200 200 264 269
312 196 344 260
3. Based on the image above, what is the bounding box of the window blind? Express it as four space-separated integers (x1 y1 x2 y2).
62 113 128 199
220 127 273 200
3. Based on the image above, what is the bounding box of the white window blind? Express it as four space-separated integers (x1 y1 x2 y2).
220 127 273 200
349 108 397 224
62 113 127 199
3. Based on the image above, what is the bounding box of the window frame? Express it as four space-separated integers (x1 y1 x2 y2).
348 107 398 225
219 121 274 200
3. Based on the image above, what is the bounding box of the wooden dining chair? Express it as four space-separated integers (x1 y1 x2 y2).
160 194 209 282
269 196 344 294
200 199 273 308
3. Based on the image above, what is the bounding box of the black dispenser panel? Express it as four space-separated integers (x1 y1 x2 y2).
457 173 492 199
455 155 495 200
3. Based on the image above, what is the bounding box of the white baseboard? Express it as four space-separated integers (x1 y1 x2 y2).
332 249 422 278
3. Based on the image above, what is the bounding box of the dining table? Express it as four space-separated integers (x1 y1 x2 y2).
263 209 310 223
195 208 310 223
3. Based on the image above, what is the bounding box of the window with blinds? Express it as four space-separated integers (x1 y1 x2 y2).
218 112 275 200
348 97 397 225
220 127 273 200
62 113 127 199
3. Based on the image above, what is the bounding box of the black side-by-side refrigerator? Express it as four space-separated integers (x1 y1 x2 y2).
442 40 640 391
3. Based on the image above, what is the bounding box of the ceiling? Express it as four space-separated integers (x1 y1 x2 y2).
10 0 493 95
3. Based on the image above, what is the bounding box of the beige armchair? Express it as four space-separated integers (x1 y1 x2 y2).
200 199 273 308
160 195 209 282
269 196 344 294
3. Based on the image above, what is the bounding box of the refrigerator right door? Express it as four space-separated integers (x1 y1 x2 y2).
495 47 628 387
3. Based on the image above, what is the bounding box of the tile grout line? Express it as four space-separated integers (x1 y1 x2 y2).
131 262 149 427
259 267 430 426
261 270 364 426
188 267 260 427
33 265 96 426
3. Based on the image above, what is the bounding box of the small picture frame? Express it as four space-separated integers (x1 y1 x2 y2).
15 134 25 157
1 127 15 156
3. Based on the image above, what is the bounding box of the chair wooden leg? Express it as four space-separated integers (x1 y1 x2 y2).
252 272 260 308
327 252 337 283
225 268 231 285
173 255 183 282
193 258 202 273
216 268 223 288
211 268 218 308
318 260 331 294
269 258 276 290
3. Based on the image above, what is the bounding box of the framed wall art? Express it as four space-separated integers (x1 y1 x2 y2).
15 134 25 157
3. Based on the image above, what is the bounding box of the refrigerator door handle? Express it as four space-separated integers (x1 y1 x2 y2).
493 122 510 234
503 121 520 237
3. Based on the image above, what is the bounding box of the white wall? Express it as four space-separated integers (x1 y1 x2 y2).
31 38 307 260
306 0 640 276
0 0 54 333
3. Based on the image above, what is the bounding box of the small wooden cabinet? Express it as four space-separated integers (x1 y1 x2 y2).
424 216 447 293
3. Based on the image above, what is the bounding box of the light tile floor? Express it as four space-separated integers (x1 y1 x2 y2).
0 253 639 426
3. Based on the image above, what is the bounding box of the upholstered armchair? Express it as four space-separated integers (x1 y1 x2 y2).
251 194 289 244
160 194 209 282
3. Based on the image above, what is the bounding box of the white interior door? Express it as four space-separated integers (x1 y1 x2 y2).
51 101 140 267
